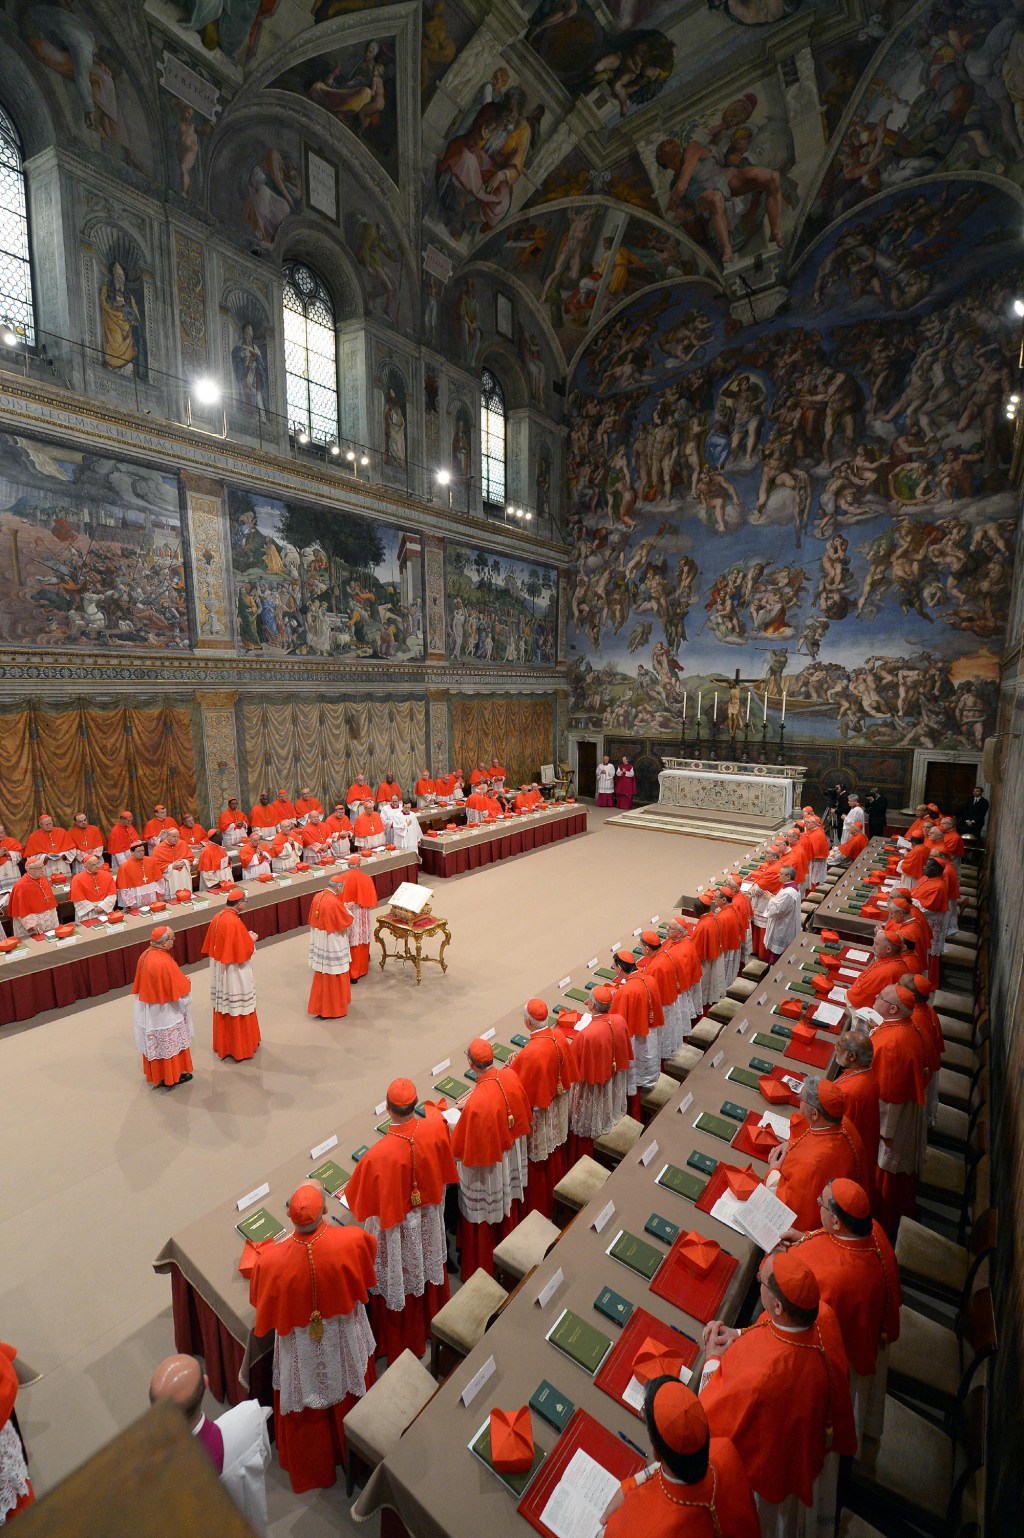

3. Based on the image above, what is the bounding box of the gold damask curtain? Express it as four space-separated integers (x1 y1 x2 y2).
451 697 555 786
241 699 428 807
0 701 198 844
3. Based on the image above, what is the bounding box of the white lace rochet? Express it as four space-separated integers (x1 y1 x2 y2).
273 1305 376 1415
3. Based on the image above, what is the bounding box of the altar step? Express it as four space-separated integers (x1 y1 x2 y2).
607 805 789 845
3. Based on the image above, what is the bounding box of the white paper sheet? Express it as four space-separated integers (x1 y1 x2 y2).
758 1110 792 1141
733 1183 798 1252
622 1375 645 1412
837 967 860 981
828 987 848 1003
441 1107 462 1127
811 1002 845 1027
845 947 870 963
573 1013 593 1032
709 1189 749 1235
539 1449 622 1538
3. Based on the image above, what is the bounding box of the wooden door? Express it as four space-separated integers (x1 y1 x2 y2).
924 760 977 812
576 740 597 797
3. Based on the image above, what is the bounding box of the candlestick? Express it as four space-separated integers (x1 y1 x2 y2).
697 689 702 717
682 690 687 721
781 691 787 725
763 690 768 723
746 689 751 724
713 692 718 723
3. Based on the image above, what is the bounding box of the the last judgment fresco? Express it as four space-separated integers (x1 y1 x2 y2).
567 180 1019 752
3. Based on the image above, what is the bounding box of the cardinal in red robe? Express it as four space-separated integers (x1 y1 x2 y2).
765 1077 867 1231
132 926 194 1087
307 880 353 1018
507 998 580 1216
201 889 261 1061
450 1037 532 1279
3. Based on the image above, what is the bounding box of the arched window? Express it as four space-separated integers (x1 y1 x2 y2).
282 260 337 443
0 104 35 345
480 367 505 507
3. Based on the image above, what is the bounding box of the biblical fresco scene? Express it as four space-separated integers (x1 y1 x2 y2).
273 36 400 185
567 182 1019 749
228 488 424 659
0 432 187 649
445 543 558 665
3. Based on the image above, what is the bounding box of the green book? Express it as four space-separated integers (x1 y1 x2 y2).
511 1033 530 1048
695 1111 737 1144
645 1213 679 1244
492 1043 513 1064
788 981 819 999
308 1159 350 1195
414 1103 427 1118
547 1309 613 1375
752 1032 783 1052
564 987 592 1004
749 1056 776 1074
720 1100 748 1123
235 1207 284 1243
530 1380 575 1432
469 1420 545 1497
593 968 617 981
688 1150 718 1176
594 1286 634 1327
656 1162 706 1201
727 1066 762 1091
351 1144 369 1163
607 1229 663 1280
465 1067 479 1081
771 1023 793 1040
434 1075 470 1098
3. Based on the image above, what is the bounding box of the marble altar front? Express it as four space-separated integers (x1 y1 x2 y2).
657 761 806 829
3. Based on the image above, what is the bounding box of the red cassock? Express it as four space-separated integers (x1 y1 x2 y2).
899 844 930 881
69 865 116 916
715 902 743 957
844 955 907 1011
295 796 323 820
911 1003 943 1083
201 908 260 1061
249 1223 378 1493
691 911 723 963
558 1011 633 1162
414 777 435 799
664 933 702 997
179 822 208 849
450 1067 533 1279
774 1120 869 1232
197 841 231 885
272 797 297 823
508 1028 580 1216
218 809 249 835
605 1439 760 1538
339 867 377 981
641 948 682 1013
808 826 830 861
0 1343 34 1521
837 1067 881 1206
867 1019 929 1236
307 888 353 1019
249 804 277 829
345 783 372 808
839 830 868 861
132 944 194 1087
353 812 385 843
67 824 103 857
9 873 57 922
323 812 353 839
108 822 142 857
700 1307 857 1507
787 843 810 885
613 971 664 1041
374 781 402 805
24 827 72 862
115 853 161 903
152 841 191 877
143 816 178 843
791 1226 901 1378
344 1108 458 1363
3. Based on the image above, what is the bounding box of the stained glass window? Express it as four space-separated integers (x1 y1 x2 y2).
283 260 337 443
0 104 35 346
481 368 505 507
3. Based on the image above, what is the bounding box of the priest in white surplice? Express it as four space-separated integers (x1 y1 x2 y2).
380 795 422 852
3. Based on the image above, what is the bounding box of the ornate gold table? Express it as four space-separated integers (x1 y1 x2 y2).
373 912 451 985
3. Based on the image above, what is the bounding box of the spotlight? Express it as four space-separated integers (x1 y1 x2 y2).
436 469 451 486
296 428 310 446
506 504 516 517
345 449 356 462
328 442 341 456
1015 299 1024 317
524 511 533 521
0 326 19 348
360 455 369 467
192 375 221 405
1011 395 1020 404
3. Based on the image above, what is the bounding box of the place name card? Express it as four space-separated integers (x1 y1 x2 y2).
592 1200 615 1233
236 1182 270 1213
711 1050 725 1069
482 1027 496 1041
737 1017 749 1035
677 1092 694 1116
432 1057 451 1077
310 1135 338 1160
374 1100 388 1117
611 941 621 951
757 992 768 1006
639 1141 659 1167
588 957 599 968
651 915 660 923
559 975 571 989
632 928 642 937
460 1355 496 1408
535 1267 565 1308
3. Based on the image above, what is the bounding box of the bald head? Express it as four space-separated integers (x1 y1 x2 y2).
149 1354 205 1427
872 929 898 959
838 1028 873 1068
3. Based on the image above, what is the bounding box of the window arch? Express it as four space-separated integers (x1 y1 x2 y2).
480 367 506 507
282 260 337 443
0 103 35 345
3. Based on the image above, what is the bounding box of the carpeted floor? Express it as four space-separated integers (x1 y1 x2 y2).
1 805 737 1533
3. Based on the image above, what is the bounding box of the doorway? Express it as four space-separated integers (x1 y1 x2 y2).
576 740 597 797
924 760 977 813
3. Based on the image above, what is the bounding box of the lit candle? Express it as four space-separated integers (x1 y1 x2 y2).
682 691 687 721
763 690 768 722
781 691 787 724
713 692 718 723
697 689 702 717
746 689 751 724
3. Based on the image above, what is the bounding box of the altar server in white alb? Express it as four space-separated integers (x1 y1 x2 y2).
131 926 194 1088
841 793 866 844
762 863 802 962
380 794 422 852
595 755 616 807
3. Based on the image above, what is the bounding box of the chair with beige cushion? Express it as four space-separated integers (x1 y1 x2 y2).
887 1286 996 1425
687 1017 724 1049
639 1073 675 1122
662 1043 704 1083
593 1114 643 1170
342 1348 438 1494
846 1381 985 1536
492 1210 560 1292
429 1269 507 1380
707 997 739 1025
726 977 757 1001
895 1207 997 1315
740 959 769 981
932 989 974 1022
552 1155 608 1228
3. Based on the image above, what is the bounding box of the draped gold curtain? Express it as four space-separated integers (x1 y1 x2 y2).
451 697 555 786
0 701 198 843
241 699 428 807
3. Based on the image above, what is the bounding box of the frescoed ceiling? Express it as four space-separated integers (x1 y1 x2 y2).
6 0 1024 375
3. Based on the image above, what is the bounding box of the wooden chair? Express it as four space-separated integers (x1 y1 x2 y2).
887 1286 996 1429
895 1207 997 1318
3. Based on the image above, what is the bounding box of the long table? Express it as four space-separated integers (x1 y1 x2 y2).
353 926 850 1538
419 805 587 878
0 851 417 1028
808 838 893 940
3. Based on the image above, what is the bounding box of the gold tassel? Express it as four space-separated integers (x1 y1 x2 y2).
556 1078 565 1096
411 1188 422 1207
508 1112 515 1129
308 1310 324 1342
824 1422 834 1451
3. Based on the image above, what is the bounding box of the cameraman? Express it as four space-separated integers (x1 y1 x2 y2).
864 788 888 837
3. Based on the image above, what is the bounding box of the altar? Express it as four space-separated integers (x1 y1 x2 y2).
610 758 806 844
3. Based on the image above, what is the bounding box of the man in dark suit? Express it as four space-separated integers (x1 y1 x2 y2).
958 786 988 837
